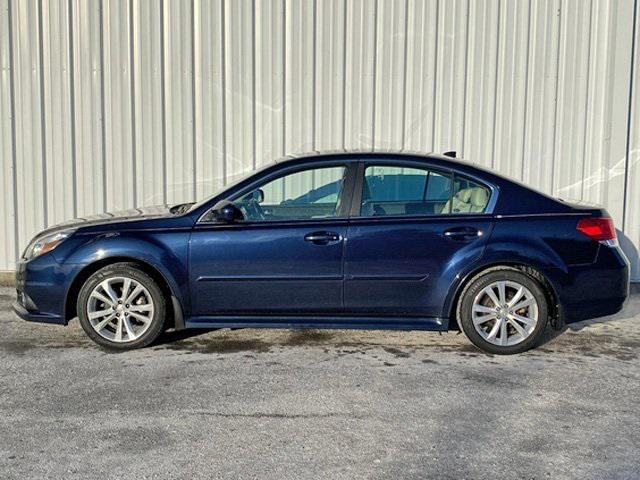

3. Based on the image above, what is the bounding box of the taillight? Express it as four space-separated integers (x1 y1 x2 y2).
576 217 616 243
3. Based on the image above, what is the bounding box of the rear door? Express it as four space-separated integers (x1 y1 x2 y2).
344 161 495 318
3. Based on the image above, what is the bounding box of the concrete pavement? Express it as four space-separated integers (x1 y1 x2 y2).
1 287 639 479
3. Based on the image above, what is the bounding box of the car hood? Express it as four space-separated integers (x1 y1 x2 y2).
35 204 181 238
63 205 174 226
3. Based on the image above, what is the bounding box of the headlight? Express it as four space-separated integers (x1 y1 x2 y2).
23 230 75 260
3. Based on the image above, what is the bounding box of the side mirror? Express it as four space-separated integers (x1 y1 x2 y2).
211 200 244 223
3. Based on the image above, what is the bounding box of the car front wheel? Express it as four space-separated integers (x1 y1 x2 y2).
77 262 166 350
457 268 549 354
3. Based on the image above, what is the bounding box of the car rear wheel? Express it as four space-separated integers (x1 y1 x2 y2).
77 263 166 350
457 268 548 354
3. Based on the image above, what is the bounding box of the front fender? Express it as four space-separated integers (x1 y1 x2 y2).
58 230 191 317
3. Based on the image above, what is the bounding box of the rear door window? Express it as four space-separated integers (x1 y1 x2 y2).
359 165 491 216
360 165 452 216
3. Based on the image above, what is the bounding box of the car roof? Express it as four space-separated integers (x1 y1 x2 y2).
273 149 500 181
276 149 457 164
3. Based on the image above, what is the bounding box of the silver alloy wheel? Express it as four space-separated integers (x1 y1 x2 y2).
471 280 539 347
86 276 155 343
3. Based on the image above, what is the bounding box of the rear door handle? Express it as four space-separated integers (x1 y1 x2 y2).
443 227 482 241
304 231 342 245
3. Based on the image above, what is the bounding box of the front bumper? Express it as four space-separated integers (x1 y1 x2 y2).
13 300 64 324
14 254 80 325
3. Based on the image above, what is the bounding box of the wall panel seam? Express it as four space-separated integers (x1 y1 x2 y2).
7 0 19 261
220 0 227 184
579 0 595 201
460 0 471 157
400 0 409 150
550 0 563 194
37 0 48 226
67 0 77 218
191 0 197 193
128 0 137 206
490 0 502 169
430 0 440 151
623 0 639 231
99 0 107 212
520 0 533 181
371 0 378 149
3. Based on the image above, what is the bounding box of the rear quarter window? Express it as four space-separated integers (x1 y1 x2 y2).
449 176 491 214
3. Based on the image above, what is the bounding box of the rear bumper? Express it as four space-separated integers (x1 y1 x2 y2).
546 245 630 323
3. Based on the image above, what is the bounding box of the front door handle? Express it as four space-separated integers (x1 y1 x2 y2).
304 231 342 245
443 227 482 241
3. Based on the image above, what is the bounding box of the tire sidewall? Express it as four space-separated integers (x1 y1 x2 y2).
458 269 548 355
77 263 166 350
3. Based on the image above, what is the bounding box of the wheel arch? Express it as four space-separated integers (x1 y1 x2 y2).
445 262 561 330
64 256 185 329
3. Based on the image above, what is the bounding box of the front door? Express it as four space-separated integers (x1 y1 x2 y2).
189 163 354 317
344 162 494 318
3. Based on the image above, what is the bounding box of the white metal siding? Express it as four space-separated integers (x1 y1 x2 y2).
0 0 638 280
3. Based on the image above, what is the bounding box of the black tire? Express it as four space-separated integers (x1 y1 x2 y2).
77 262 166 350
457 268 548 355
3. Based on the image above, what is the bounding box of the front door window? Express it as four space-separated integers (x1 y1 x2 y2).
235 166 347 222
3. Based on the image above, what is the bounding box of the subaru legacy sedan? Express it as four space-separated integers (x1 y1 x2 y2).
14 152 630 354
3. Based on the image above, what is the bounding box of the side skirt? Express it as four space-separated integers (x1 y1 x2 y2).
185 315 449 331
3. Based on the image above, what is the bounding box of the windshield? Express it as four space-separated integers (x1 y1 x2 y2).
187 162 277 213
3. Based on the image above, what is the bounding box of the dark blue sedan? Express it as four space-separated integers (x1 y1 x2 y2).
13 152 630 354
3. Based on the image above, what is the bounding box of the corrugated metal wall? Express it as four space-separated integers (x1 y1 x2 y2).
0 0 638 280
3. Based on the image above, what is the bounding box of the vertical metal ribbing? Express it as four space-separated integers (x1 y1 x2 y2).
190 0 197 198
460 0 471 157
341 0 347 151
220 0 227 184
282 0 286 156
128 0 137 206
37 0 48 226
550 0 563 195
251 0 256 169
400 0 410 150
519 0 533 181
98 0 107 212
7 0 20 261
370 0 378 150
311 0 317 151
430 0 439 152
579 0 595 200
0 0 639 271
159 0 167 204
490 0 501 169
622 0 639 232
68 0 77 218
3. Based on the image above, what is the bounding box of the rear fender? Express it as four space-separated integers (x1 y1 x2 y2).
442 238 566 320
